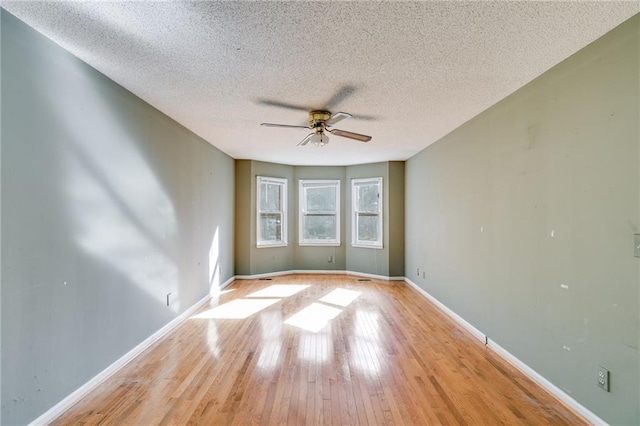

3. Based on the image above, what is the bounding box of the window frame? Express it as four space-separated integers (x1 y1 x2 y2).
256 176 288 248
351 177 383 249
298 179 341 246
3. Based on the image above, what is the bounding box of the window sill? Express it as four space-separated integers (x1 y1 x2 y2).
351 243 383 250
256 243 289 248
299 242 341 247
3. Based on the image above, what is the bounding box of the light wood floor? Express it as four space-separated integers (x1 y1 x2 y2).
52 274 585 425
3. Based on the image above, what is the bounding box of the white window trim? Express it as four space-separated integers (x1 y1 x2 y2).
299 179 341 246
351 177 383 249
256 176 288 248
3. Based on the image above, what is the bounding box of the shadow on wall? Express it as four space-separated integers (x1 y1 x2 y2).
41 68 181 313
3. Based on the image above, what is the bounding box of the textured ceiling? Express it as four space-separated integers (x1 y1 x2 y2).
2 2 638 166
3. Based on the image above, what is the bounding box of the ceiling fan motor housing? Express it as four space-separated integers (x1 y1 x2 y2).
261 109 371 144
309 110 332 128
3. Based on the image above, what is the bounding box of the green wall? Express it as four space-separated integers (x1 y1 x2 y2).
234 160 405 277
4 4 636 425
1 11 236 424
235 160 296 275
388 162 405 277
345 162 405 278
234 160 252 275
405 16 639 424
294 166 348 271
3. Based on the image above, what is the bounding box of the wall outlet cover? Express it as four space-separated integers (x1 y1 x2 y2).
597 366 610 392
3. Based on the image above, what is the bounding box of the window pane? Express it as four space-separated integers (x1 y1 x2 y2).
357 214 379 242
260 213 282 241
357 184 379 212
260 183 281 212
306 186 336 212
303 215 336 240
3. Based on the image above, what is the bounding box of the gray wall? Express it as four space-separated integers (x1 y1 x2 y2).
405 16 639 424
235 161 404 277
1 10 235 425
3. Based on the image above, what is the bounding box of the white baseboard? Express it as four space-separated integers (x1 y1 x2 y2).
404 278 485 342
234 269 402 282
345 270 405 281
403 278 606 426
32 275 603 426
29 271 389 424
234 270 303 280
29 290 218 426
487 339 607 425
218 276 236 291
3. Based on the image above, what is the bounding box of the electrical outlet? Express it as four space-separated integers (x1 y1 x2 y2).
328 255 333 263
417 268 420 276
596 366 609 391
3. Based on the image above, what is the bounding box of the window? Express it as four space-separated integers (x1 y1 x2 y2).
257 176 287 247
352 177 382 248
299 180 340 246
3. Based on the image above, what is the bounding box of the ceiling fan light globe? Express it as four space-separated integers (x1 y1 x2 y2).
310 133 329 147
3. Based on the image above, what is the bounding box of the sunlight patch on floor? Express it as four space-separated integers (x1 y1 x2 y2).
319 288 361 307
285 302 342 333
246 284 310 298
191 298 280 319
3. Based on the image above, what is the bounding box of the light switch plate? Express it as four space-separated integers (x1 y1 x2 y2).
634 234 640 258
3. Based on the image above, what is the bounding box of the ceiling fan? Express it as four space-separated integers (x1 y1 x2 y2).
261 110 372 147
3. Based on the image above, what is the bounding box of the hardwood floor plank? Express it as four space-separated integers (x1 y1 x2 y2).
51 274 588 425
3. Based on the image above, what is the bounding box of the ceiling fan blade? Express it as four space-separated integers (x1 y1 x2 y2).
261 123 309 129
322 84 357 110
256 99 310 111
328 128 372 142
297 133 315 146
325 112 352 126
